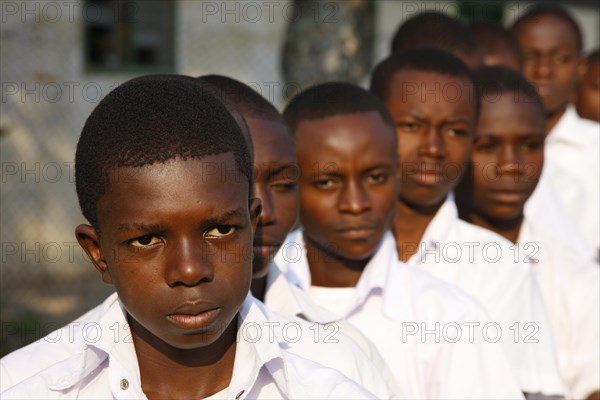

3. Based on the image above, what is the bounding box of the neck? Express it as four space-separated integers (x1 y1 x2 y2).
304 232 367 287
393 196 445 261
546 103 567 133
466 212 523 244
251 275 268 301
130 315 237 399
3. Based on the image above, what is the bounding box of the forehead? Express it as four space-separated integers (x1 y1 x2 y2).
295 112 396 167
477 94 546 136
516 14 578 50
98 154 248 224
246 118 294 163
387 69 475 115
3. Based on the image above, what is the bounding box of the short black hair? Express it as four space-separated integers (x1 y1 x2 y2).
282 82 396 136
197 75 255 163
199 75 286 126
370 47 480 117
473 66 546 118
512 3 583 53
75 74 253 229
390 12 482 63
469 21 523 68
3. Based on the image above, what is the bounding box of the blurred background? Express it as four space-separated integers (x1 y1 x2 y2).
1 0 599 356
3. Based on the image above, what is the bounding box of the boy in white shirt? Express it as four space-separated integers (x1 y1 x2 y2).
197 74 397 398
513 4 600 257
455 66 600 400
370 48 564 397
0 75 375 399
279 81 524 399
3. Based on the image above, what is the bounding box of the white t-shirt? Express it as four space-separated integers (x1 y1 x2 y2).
263 262 399 397
0 293 376 399
528 105 600 254
309 286 357 316
518 220 600 400
275 229 525 400
407 195 564 396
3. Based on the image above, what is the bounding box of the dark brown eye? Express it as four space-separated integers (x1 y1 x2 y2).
130 235 160 247
206 226 235 238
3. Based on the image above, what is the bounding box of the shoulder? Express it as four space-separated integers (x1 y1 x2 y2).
281 351 377 399
241 297 392 398
390 263 490 322
0 294 118 393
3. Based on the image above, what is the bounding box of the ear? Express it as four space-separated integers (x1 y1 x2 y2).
248 197 262 234
75 224 113 285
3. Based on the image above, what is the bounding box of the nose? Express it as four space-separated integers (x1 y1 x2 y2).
255 184 276 226
498 145 522 177
166 237 213 287
533 55 553 80
338 180 371 214
418 126 446 159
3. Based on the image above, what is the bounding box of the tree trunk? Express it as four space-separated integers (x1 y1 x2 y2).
281 0 375 93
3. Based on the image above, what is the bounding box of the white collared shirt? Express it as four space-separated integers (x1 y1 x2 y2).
518 220 600 400
525 173 597 262
530 105 600 254
407 195 564 396
275 229 525 400
1 293 376 399
264 262 400 398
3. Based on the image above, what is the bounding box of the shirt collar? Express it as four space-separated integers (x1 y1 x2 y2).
407 194 456 265
275 229 410 320
546 105 585 147
48 293 145 399
230 293 290 399
265 262 343 324
274 229 312 293
353 231 416 321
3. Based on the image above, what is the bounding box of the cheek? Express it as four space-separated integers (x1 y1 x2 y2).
557 64 578 86
471 154 496 187
525 152 544 180
274 192 298 232
373 185 397 215
397 133 420 159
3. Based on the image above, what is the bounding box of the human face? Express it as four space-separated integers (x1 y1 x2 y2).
469 93 545 221
515 14 581 115
76 155 260 350
385 69 476 208
296 112 398 261
577 59 600 122
247 118 298 278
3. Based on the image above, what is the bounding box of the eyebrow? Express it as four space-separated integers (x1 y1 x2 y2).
116 208 248 233
203 208 247 226
117 223 164 233
260 163 297 180
395 113 471 125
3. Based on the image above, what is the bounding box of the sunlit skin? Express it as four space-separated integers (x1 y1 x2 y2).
76 155 260 400
457 93 546 243
577 57 600 122
514 14 582 132
383 69 476 261
483 50 521 71
246 117 298 299
295 112 399 287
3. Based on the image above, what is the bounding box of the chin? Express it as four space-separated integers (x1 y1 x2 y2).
338 243 380 262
